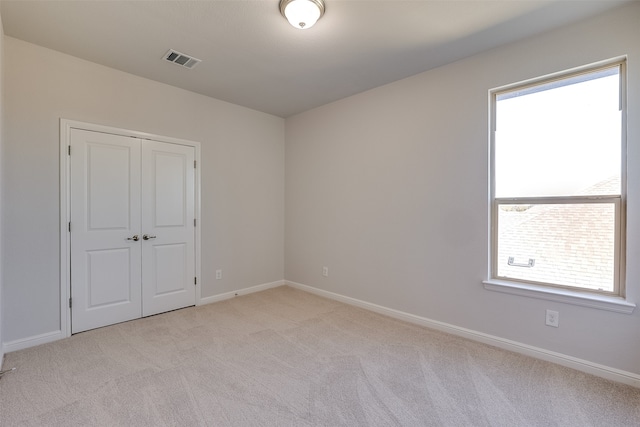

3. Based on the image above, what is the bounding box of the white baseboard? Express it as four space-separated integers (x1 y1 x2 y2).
198 280 286 306
2 280 286 355
286 280 640 388
2 330 65 355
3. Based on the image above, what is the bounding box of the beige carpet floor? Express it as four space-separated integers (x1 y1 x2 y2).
1 285 639 426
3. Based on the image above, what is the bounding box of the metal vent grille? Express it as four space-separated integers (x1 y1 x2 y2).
163 49 201 69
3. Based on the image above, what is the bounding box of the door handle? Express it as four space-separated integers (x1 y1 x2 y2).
143 234 157 240
126 235 140 242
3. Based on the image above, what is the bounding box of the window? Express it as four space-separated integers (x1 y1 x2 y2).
490 60 626 296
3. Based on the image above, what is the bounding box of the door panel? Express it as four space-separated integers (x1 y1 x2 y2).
154 152 187 227
87 143 132 230
142 141 195 316
71 129 142 333
153 244 187 295
86 249 133 307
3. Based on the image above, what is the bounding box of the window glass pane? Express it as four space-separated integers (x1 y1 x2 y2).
495 67 620 198
497 203 615 292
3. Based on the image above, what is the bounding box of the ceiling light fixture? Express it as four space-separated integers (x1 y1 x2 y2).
279 0 325 30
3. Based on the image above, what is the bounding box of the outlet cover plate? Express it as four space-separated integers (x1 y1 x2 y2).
545 309 559 327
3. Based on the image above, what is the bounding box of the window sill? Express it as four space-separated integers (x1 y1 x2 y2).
483 279 636 314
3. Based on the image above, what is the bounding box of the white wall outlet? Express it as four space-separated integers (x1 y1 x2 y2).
322 266 329 277
545 309 559 327
216 269 222 280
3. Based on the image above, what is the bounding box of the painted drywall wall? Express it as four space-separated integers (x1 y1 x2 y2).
2 37 284 344
0 10 5 365
285 2 640 374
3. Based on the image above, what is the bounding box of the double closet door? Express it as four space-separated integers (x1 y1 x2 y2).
70 129 196 333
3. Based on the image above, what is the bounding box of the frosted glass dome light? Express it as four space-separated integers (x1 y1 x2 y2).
279 0 325 30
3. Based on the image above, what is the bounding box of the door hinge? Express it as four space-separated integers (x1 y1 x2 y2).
68 222 71 232
194 160 196 168
194 218 196 227
69 298 72 308
194 277 197 285
68 146 71 155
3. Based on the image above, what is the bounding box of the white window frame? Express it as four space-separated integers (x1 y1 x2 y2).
484 58 634 313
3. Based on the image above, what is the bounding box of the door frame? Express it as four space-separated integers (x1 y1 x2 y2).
60 119 202 338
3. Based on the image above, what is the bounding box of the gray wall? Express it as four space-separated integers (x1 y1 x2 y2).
285 2 640 374
0 10 4 363
2 37 284 343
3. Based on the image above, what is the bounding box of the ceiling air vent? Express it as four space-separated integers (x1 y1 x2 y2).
163 49 201 69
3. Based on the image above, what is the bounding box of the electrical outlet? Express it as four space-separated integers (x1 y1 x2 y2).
322 266 329 277
545 309 559 327
216 269 222 280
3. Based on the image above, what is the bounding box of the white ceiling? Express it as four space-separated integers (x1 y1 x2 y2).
0 0 630 118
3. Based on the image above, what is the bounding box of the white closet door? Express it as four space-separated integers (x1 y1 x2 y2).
141 141 196 316
70 129 142 333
